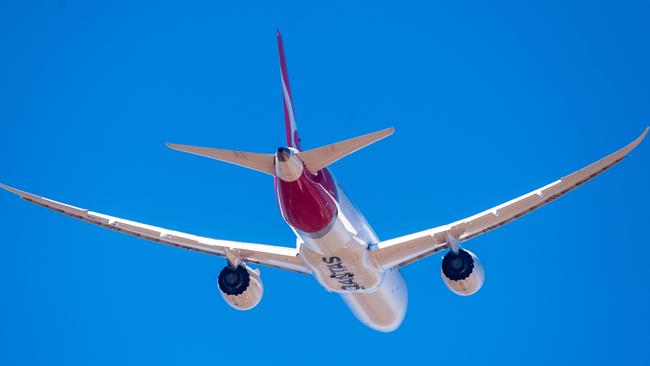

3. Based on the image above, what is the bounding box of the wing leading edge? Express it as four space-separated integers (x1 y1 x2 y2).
372 127 648 270
0 184 310 274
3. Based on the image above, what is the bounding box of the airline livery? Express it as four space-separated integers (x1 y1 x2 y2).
2 32 647 332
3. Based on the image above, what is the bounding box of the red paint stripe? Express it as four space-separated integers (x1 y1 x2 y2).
277 30 292 98
282 100 293 147
275 169 338 233
277 30 299 149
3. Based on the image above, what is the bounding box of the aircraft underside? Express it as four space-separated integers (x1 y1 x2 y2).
0 30 646 332
294 186 408 331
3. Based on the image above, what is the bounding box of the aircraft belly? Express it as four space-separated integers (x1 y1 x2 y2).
301 243 382 293
294 187 408 331
340 270 408 332
298 212 383 293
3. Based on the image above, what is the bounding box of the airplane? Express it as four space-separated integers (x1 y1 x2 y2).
1 31 647 332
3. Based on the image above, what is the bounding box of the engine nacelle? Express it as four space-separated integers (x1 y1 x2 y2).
218 264 264 310
441 249 484 296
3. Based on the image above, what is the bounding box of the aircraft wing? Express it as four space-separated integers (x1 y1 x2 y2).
371 127 648 270
0 184 310 274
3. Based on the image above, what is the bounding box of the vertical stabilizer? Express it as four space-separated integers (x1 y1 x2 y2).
277 30 301 150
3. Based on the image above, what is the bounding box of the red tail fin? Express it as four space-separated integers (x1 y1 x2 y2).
277 30 301 150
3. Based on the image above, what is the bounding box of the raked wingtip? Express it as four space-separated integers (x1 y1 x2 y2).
165 142 181 151
631 126 648 148
618 126 649 156
0 183 28 198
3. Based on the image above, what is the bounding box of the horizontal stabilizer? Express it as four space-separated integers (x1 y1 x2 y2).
297 127 394 173
166 143 275 175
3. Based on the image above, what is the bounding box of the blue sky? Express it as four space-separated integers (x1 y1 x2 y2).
1 1 649 365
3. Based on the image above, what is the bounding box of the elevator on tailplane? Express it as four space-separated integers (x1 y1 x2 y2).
1 31 647 332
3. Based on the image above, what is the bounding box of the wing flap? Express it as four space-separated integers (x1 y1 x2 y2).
1 183 309 274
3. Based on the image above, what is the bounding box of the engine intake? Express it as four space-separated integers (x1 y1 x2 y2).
218 265 251 295
441 249 484 296
218 264 263 310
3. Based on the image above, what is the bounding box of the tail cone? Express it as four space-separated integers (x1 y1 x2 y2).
275 147 303 182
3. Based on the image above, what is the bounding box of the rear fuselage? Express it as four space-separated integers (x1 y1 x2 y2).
274 148 407 332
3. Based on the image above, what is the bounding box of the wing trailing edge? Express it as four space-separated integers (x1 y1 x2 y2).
371 127 648 270
0 182 310 273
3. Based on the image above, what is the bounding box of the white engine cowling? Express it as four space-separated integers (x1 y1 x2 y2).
440 249 484 296
217 264 264 310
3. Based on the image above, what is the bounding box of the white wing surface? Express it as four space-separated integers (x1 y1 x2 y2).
0 184 309 274
372 127 648 270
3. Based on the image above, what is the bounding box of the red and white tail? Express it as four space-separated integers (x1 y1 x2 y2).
166 32 394 176
277 30 301 150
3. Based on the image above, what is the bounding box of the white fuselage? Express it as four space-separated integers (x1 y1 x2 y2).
294 186 408 332
275 149 407 332
275 155 408 332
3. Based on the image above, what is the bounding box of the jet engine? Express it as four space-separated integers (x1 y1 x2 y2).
440 249 484 296
217 264 264 310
